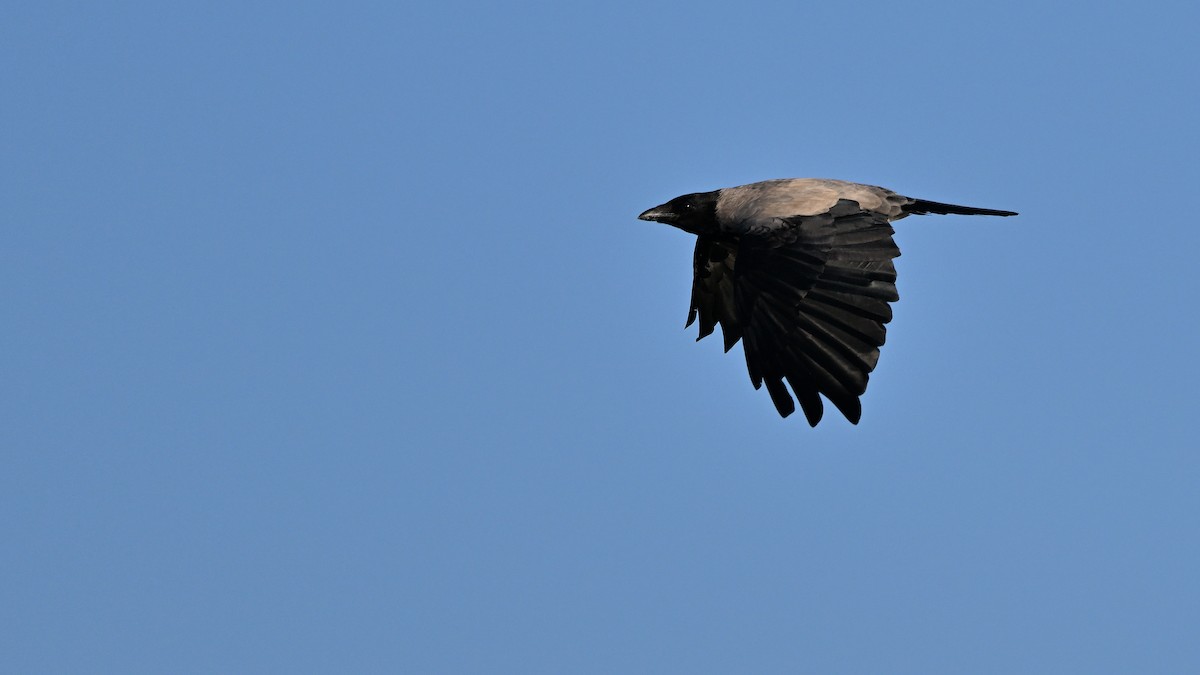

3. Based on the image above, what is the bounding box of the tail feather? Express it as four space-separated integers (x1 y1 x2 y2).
905 199 1017 217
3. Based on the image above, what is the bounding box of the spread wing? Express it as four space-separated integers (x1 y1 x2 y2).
688 199 900 425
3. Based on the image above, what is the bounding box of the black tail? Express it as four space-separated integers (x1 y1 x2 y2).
905 198 1017 217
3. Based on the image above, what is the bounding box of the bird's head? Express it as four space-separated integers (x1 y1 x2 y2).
638 190 720 235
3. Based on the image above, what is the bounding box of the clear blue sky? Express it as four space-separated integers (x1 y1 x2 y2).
4 1 1199 672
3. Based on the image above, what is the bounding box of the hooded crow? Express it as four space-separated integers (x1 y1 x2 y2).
638 178 1016 426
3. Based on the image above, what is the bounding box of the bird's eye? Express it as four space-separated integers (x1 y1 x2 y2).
683 202 694 210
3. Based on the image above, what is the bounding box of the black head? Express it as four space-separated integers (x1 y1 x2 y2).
638 190 720 235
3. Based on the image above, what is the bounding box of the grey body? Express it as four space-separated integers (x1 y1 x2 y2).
638 178 1016 426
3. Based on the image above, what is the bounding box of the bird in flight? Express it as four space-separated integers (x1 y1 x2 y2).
638 178 1016 426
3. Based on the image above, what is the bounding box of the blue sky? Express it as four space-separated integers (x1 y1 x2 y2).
3 1 1199 672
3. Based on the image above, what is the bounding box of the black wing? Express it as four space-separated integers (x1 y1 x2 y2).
688 200 900 425
687 236 741 352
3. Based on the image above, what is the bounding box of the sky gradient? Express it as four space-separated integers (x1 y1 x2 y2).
4 1 1199 672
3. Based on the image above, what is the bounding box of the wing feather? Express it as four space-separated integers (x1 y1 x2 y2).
686 199 901 425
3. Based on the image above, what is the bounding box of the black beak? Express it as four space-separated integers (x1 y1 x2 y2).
638 205 671 222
